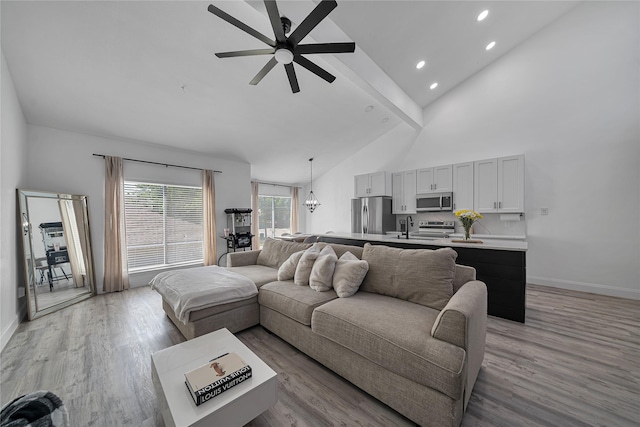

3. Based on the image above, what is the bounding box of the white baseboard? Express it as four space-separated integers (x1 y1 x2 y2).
1 303 25 352
528 276 640 300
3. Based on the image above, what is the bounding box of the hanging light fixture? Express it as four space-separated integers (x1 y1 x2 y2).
303 158 320 213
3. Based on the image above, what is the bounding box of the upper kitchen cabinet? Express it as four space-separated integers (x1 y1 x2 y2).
452 162 474 212
392 170 417 214
354 171 391 197
416 165 452 194
474 155 524 213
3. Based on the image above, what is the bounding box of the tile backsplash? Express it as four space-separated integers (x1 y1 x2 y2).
396 211 526 237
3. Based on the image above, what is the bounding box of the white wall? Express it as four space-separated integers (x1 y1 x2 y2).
26 125 251 290
1 49 29 351
304 1 640 299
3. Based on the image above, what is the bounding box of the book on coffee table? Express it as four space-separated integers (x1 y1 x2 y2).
185 352 252 406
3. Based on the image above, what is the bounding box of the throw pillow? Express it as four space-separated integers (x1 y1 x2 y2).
332 251 369 298
309 245 338 291
294 243 324 286
256 238 312 269
360 243 457 310
277 250 305 281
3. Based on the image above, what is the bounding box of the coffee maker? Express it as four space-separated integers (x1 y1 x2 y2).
224 208 253 250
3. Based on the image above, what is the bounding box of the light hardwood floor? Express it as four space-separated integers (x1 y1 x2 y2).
1 285 638 426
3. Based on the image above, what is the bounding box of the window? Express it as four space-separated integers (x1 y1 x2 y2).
258 196 291 247
124 181 203 270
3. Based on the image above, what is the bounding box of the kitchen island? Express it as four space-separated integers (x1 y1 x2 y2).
317 232 527 323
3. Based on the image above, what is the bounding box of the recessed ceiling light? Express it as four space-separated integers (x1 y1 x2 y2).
485 41 496 50
381 117 389 123
416 60 425 69
365 105 374 112
477 10 489 21
430 82 438 90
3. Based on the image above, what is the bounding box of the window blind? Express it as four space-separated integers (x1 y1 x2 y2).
124 181 203 270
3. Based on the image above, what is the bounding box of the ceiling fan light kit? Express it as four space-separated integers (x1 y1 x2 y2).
274 48 294 64
207 0 356 93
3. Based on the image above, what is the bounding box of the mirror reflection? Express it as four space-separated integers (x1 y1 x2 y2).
18 189 96 320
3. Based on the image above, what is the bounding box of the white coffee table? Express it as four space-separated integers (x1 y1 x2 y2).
152 328 278 427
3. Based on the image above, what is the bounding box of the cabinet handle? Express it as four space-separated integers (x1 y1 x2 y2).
499 201 502 209
453 203 456 210
494 202 497 209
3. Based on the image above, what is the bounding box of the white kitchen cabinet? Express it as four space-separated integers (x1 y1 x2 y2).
416 165 452 194
354 171 391 197
452 162 474 212
474 155 524 213
392 170 417 214
498 155 525 213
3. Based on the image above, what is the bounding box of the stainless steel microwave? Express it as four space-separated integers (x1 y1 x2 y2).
416 192 453 212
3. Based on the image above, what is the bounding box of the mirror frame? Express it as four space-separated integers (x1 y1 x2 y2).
17 189 97 320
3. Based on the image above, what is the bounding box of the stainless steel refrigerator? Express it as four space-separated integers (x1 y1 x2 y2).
351 197 395 234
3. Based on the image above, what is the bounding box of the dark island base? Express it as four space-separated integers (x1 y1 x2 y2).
318 236 526 323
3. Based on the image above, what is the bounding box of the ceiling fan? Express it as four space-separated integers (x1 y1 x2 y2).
207 0 356 93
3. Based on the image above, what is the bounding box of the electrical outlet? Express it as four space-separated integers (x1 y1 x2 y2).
541 207 549 216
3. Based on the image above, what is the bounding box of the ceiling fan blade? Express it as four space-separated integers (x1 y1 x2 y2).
216 48 275 58
250 57 278 85
294 42 356 55
287 0 337 47
284 63 300 93
293 55 335 83
207 4 275 47
264 0 286 43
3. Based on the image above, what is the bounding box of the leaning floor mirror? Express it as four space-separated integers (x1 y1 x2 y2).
18 189 96 320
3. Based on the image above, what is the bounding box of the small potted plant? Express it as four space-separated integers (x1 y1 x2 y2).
454 209 483 240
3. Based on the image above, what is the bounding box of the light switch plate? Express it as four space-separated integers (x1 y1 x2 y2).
541 207 549 215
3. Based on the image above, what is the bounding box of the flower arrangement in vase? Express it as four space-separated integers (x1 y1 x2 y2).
454 209 483 240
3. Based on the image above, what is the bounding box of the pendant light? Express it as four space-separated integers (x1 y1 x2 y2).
303 158 320 213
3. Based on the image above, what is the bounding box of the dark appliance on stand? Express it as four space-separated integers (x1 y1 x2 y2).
223 208 253 251
38 222 70 291
351 197 395 235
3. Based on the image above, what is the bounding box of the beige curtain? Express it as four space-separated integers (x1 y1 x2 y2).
291 186 299 234
73 198 91 287
202 170 217 266
103 156 129 292
58 199 85 287
251 181 260 250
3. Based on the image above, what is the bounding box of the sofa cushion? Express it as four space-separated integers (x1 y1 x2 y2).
309 245 338 291
311 292 466 400
259 281 337 325
257 238 312 269
226 265 278 288
328 243 364 260
294 243 323 286
277 250 305 281
332 252 369 298
360 244 457 310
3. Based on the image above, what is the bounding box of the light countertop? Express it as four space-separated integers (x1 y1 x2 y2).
320 232 528 251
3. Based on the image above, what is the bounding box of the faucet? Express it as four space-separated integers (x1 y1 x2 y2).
405 215 414 239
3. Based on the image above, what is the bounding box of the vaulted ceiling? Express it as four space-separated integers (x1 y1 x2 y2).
1 1 578 184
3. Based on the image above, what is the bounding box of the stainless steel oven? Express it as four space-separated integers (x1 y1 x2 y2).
416 192 453 212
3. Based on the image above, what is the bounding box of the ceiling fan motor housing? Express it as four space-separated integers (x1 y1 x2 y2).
281 16 291 34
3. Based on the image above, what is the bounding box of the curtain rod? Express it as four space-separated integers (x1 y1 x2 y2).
254 180 299 189
93 154 222 173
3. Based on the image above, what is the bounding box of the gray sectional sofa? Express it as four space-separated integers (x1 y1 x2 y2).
161 238 487 427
